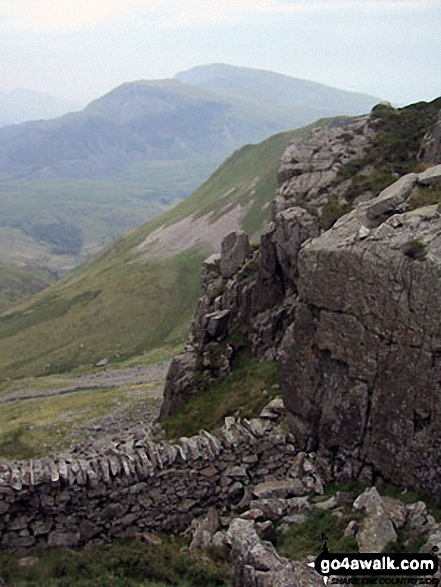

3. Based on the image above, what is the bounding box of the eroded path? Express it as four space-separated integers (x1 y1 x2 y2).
0 362 170 404
0 361 171 459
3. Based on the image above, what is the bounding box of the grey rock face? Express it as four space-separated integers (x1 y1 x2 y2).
190 508 220 550
420 111 441 164
159 351 198 419
220 231 251 278
205 309 231 340
252 480 305 500
226 518 323 587
418 163 441 187
364 173 416 225
276 116 374 214
280 171 441 498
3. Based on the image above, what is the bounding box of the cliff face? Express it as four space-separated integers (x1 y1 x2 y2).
161 100 441 497
280 166 441 497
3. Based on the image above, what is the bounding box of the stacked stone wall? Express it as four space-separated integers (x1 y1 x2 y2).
0 413 297 550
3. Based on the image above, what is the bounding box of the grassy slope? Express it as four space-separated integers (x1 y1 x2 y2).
0 125 317 381
162 352 279 440
0 265 55 312
0 538 231 587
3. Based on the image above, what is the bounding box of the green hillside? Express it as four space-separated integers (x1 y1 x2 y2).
0 124 319 381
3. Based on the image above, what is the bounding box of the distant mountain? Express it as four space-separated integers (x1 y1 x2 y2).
175 63 379 114
0 65 380 279
0 88 81 127
0 67 380 181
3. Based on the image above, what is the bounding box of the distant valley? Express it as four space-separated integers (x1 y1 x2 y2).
0 64 380 287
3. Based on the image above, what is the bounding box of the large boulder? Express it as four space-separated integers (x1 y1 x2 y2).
220 231 251 279
159 351 198 419
226 518 323 587
280 171 441 498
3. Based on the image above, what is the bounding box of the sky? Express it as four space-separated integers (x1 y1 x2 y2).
0 0 440 107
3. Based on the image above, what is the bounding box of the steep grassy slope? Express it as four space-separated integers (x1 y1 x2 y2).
0 125 317 380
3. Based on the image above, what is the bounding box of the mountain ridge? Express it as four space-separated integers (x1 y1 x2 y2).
0 65 380 181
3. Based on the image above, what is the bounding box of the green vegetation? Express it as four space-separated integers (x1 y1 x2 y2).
0 250 205 380
276 507 360 560
0 381 163 460
162 352 279 439
276 481 441 563
408 185 441 210
0 155 221 272
0 122 321 381
336 98 441 208
0 538 231 587
320 198 353 231
0 264 55 312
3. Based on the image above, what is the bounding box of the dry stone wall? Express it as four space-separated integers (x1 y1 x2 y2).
0 407 302 551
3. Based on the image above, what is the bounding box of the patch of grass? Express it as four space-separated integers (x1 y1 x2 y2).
335 97 441 204
408 186 441 210
0 537 231 587
321 198 353 230
0 264 56 313
162 355 279 439
276 508 359 561
0 381 162 460
0 249 205 381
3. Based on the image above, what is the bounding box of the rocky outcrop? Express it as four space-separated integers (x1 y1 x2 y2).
420 110 441 164
223 482 441 586
161 117 375 419
161 102 441 498
280 168 441 497
276 115 374 213
226 518 323 587
220 231 252 279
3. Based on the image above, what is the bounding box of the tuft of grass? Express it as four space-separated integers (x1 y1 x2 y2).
162 354 279 439
276 508 360 561
321 198 352 230
0 537 231 587
408 186 441 210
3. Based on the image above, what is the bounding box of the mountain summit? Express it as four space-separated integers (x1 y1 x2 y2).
175 63 379 113
0 65 380 181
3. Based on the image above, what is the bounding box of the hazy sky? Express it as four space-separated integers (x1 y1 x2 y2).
1 0 439 107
